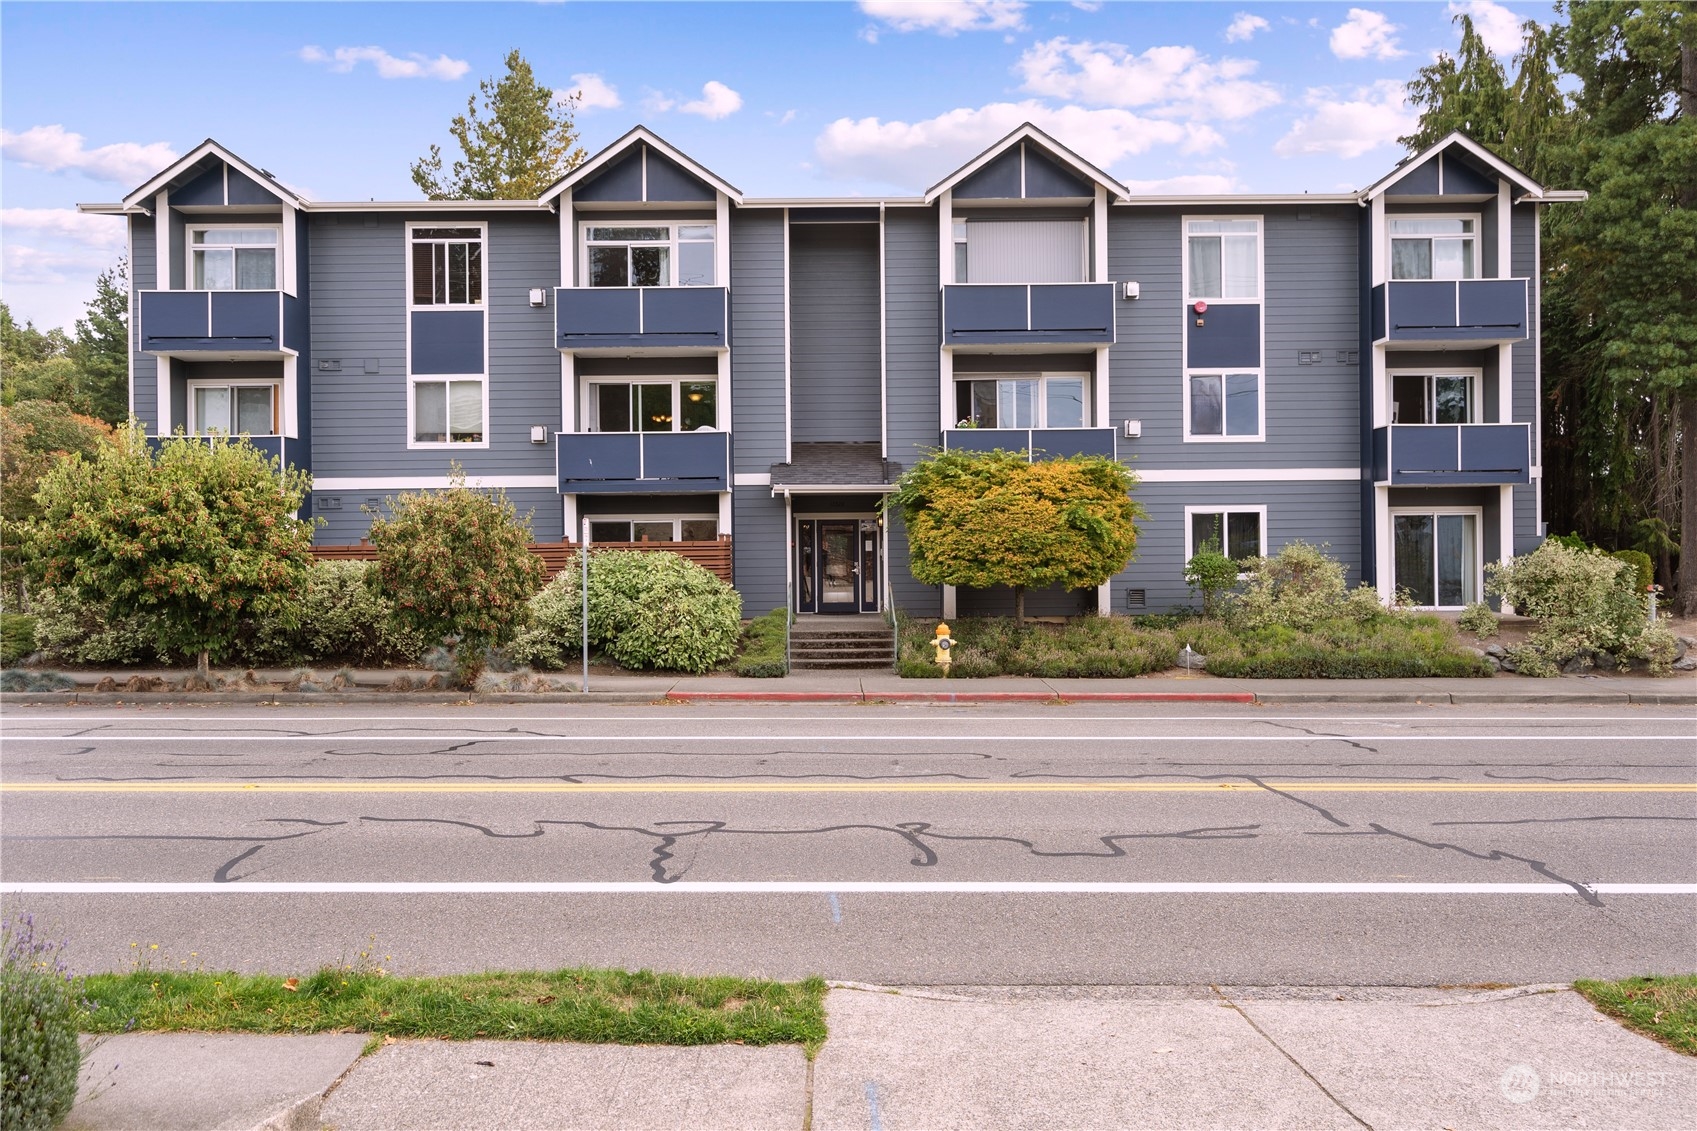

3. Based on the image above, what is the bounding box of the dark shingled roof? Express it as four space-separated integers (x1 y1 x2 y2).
770 442 901 488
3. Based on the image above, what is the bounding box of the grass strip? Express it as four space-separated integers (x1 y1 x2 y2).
81 967 827 1047
1574 975 1697 1056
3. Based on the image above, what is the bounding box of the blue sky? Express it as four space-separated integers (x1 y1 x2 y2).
1 0 1555 331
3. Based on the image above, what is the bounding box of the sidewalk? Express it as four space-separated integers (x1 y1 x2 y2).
7 665 1695 706
63 985 1697 1130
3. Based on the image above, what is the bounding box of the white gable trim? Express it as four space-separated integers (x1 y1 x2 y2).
1364 132 1543 200
924 122 1127 204
539 125 742 204
122 139 306 210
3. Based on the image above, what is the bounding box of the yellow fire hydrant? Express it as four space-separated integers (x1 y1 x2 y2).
932 622 954 676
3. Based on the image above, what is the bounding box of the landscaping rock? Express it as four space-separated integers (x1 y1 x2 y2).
1560 655 1593 675
1674 654 1697 672
1483 644 1505 657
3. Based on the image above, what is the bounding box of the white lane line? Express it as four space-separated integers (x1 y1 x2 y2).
5 732 1696 743
3 882 1693 895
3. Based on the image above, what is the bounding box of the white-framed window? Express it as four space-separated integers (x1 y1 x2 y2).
1184 217 1261 302
409 225 485 306
1390 370 1480 424
189 226 279 291
188 381 280 436
409 377 486 446
1391 508 1482 608
587 516 720 543
586 378 717 433
949 217 1087 284
954 373 1089 429
582 222 715 287
1389 215 1477 280
1184 506 1266 565
1184 371 1263 441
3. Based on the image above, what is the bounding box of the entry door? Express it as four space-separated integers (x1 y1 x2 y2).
796 519 880 614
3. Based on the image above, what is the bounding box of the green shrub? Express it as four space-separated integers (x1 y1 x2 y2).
1 916 83 1131
1229 542 1361 631
588 551 742 674
241 561 427 667
734 608 789 678
366 466 547 687
29 587 168 667
0 614 36 665
1611 549 1654 594
507 563 585 671
1457 601 1499 638
1183 544 1239 617
1487 540 1651 675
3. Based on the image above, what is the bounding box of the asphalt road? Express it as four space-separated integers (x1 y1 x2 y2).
2 702 1693 984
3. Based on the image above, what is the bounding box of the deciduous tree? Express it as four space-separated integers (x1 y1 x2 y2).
888 449 1143 625
411 49 587 200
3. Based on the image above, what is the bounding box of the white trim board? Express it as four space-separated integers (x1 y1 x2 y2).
312 476 558 491
1135 468 1358 483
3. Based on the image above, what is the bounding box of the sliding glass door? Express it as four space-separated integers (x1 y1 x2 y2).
1392 511 1479 608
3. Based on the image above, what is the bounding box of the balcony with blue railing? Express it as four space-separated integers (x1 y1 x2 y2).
940 283 1116 349
556 429 729 494
940 427 1117 461
139 290 301 355
146 433 292 466
1371 423 1530 486
555 287 727 351
1370 279 1528 348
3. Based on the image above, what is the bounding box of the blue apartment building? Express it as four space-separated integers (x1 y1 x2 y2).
82 124 1580 619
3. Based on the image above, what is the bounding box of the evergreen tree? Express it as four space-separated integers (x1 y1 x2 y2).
1401 14 1513 152
411 50 587 200
71 259 130 426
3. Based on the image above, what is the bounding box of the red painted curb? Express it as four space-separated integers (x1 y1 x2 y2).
664 691 1257 703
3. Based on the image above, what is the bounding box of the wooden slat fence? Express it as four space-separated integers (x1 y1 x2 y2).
313 537 734 585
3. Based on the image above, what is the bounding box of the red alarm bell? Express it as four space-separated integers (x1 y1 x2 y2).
1193 300 1208 314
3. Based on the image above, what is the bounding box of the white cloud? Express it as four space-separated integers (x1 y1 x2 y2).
774 109 799 126
1016 37 1280 122
298 45 469 81
1071 2 1104 12
1328 9 1404 60
1224 13 1269 43
815 100 1222 189
1447 1 1526 56
858 1 1027 36
0 125 178 185
679 81 744 120
564 72 621 110
1273 80 1417 159
1122 173 1245 194
1 208 127 249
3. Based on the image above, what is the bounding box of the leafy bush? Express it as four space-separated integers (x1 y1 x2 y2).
8 427 316 679
507 563 584 671
587 551 742 674
0 614 36 665
241 561 427 667
1457 601 1499 638
1487 539 1657 675
1205 613 1492 678
1228 542 1385 630
1 916 83 1131
1183 544 1239 617
1611 549 1654 594
366 466 547 686
735 608 789 678
29 587 168 667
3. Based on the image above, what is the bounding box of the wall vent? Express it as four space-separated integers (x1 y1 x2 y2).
1337 349 1359 365
1298 351 1321 365
1124 588 1147 611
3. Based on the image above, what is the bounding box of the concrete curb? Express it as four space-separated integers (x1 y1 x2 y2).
5 686 1692 707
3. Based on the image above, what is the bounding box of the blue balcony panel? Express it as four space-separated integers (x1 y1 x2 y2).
140 290 284 354
1372 279 1528 346
941 283 1115 348
555 287 726 351
147 434 290 467
557 430 729 494
1373 423 1530 485
940 427 1117 462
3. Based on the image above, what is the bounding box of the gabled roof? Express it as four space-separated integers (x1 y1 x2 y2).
122 139 307 210
925 122 1127 204
1363 131 1544 200
539 125 742 204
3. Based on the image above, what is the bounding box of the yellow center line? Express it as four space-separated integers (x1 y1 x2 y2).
0 781 1692 794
